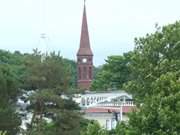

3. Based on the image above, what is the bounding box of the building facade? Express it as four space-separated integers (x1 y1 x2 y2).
77 2 93 90
73 91 135 130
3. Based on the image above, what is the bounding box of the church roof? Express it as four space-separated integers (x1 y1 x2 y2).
85 106 135 113
77 3 93 56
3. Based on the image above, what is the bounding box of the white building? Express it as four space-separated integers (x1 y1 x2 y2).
73 90 135 130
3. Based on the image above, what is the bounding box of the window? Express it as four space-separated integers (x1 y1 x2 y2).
89 67 92 79
78 67 81 79
106 119 111 130
83 67 87 79
111 118 117 129
81 98 85 106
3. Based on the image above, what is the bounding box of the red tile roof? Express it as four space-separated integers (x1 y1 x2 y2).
85 106 135 113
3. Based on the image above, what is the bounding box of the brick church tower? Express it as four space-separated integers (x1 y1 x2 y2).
77 1 93 90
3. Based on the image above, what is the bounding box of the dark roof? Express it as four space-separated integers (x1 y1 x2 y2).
77 4 93 56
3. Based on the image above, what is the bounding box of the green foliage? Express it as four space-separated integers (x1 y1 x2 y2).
0 65 19 101
114 122 129 135
0 131 7 135
91 52 133 91
1 20 180 135
22 50 85 135
81 121 109 135
0 49 77 90
27 89 84 135
125 72 180 135
23 50 77 90
0 50 26 88
89 21 180 135
24 51 69 90
123 22 180 134
0 106 21 135
0 64 21 135
63 58 77 88
0 49 80 135
125 22 180 103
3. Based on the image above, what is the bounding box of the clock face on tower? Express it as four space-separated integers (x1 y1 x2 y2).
82 58 87 63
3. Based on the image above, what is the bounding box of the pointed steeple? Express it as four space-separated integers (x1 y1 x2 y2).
77 1 93 56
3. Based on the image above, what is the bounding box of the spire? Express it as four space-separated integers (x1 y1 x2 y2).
77 1 93 56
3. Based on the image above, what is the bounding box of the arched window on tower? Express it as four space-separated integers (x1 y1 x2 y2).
83 67 87 79
79 67 81 80
89 67 92 79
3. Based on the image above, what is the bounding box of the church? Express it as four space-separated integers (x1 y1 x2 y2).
77 1 93 90
74 1 135 130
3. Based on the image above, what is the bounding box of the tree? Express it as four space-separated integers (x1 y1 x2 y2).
125 72 180 135
91 52 133 91
23 51 85 135
63 58 77 89
125 22 180 103
0 64 21 135
0 131 7 135
123 21 180 134
0 49 83 134
81 121 109 135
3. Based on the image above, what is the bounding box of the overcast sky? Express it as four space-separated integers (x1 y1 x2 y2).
0 0 180 66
